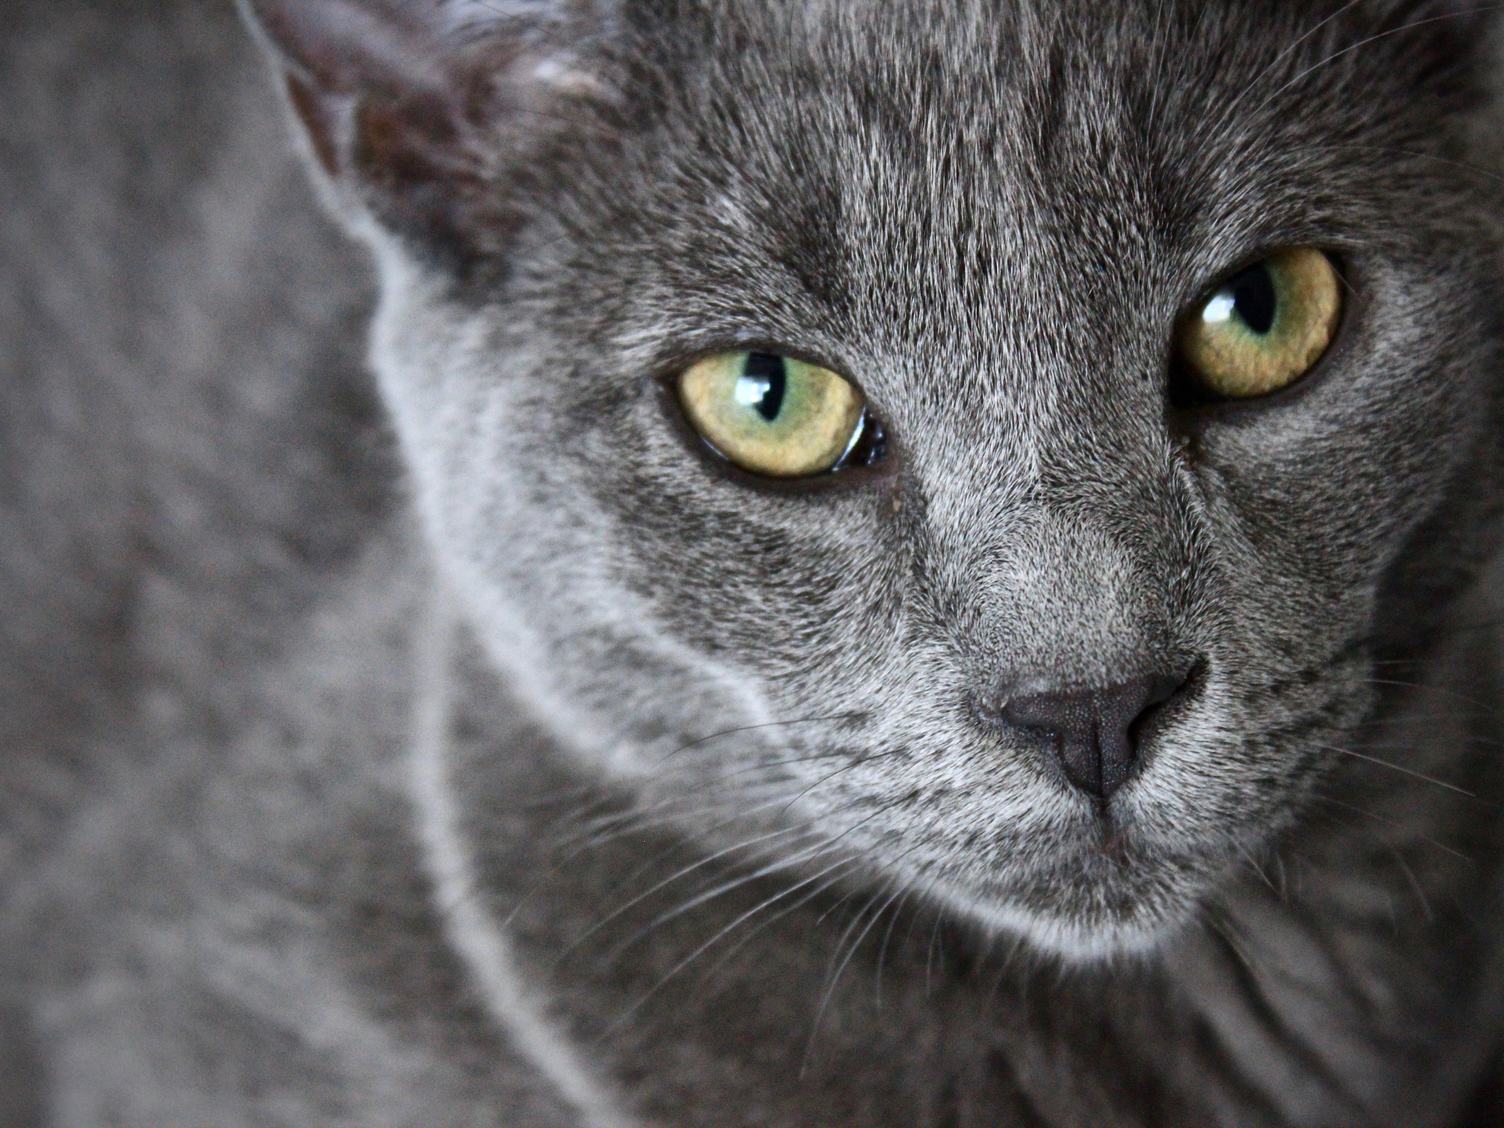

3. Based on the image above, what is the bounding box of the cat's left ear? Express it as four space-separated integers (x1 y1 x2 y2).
239 0 620 263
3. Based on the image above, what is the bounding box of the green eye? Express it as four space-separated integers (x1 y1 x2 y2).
676 351 874 478
1175 247 1343 399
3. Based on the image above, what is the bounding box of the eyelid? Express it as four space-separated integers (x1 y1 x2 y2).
677 352 867 478
649 337 865 395
1168 248 1355 417
655 356 900 494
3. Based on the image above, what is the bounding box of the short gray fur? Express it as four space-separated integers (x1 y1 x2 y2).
4 1 1504 1124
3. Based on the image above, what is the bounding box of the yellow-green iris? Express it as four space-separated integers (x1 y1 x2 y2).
676 351 867 478
1176 247 1343 399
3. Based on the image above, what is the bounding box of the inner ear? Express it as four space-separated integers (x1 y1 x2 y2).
240 0 617 265
283 72 346 178
242 0 457 145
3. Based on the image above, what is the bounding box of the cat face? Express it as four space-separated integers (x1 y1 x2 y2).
246 0 1504 958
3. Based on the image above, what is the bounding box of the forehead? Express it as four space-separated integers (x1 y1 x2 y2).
616 0 1445 327
565 0 1477 455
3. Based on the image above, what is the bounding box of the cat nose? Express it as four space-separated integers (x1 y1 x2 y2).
982 671 1191 800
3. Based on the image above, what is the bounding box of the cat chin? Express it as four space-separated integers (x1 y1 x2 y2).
927 878 1197 966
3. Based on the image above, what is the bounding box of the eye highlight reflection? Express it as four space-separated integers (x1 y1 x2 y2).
676 351 882 479
1175 247 1344 400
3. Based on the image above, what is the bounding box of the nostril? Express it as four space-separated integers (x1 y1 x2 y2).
1128 662 1201 748
997 692 1087 735
977 664 1196 801
1141 672 1186 712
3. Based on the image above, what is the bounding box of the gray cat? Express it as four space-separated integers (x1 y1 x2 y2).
5 0 1504 1124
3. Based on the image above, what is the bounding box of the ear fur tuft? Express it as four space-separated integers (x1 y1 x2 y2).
239 0 618 265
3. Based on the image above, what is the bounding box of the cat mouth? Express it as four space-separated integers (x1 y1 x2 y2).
905 812 1225 960
927 869 1197 962
1091 821 1133 865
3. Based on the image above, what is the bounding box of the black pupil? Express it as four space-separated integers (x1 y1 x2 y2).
1223 263 1278 336
741 353 787 422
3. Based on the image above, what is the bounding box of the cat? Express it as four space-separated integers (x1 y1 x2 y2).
4 0 1504 1123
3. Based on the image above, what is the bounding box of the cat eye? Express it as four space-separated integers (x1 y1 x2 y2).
1173 247 1343 400
675 351 882 479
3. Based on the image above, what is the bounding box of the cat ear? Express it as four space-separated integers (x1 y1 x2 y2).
239 0 619 263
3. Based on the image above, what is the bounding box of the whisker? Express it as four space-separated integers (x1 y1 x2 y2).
1309 795 1474 865
654 712 868 764
1204 909 1262 980
550 736 891 846
515 781 615 813
693 862 865 994
600 835 853 965
602 853 862 1034
874 884 916 1010
1320 803 1438 923
548 787 794 857
557 818 827 958
680 744 900 794
1382 838 1434 924
812 880 865 929
801 881 902 1075
775 748 908 819
1292 142 1504 186
1235 842 1284 902
1251 6 1504 117
925 901 947 997
1319 743 1489 803
1359 727 1504 755
501 786 804 931
1347 714 1504 744
1360 676 1501 716
566 745 901 843
1212 0 1372 135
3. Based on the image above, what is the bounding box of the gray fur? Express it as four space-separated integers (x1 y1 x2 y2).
5 0 1504 1124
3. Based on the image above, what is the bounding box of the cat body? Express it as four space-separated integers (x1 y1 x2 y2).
5 1 1504 1125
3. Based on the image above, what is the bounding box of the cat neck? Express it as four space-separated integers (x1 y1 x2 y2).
411 572 1504 1128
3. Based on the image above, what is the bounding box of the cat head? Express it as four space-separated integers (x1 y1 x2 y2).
244 0 1504 960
